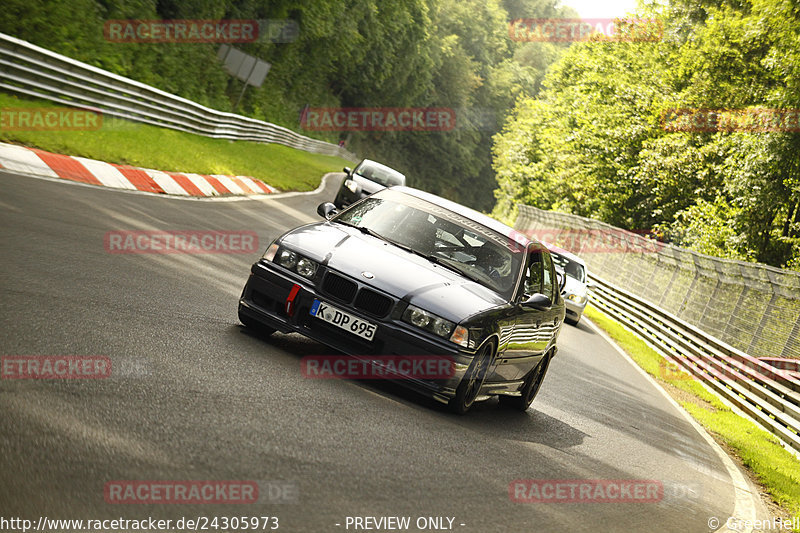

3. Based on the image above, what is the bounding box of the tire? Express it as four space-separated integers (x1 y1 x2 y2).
565 316 579 326
238 308 276 336
499 352 551 411
448 341 496 414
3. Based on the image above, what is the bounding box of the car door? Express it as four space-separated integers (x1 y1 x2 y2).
504 244 556 378
537 249 563 351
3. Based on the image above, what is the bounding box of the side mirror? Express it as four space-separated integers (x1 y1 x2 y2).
522 293 552 311
556 272 566 292
343 167 351 175
317 202 338 220
587 281 597 290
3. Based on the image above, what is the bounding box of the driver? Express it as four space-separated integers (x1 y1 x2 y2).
475 244 508 283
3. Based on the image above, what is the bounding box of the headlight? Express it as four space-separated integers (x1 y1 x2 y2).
270 246 319 279
296 257 317 278
344 179 359 194
408 307 431 327
567 294 587 305
402 305 457 341
278 249 298 269
431 318 453 337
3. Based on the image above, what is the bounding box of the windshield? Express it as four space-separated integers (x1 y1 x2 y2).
353 162 405 187
551 252 585 283
333 189 523 297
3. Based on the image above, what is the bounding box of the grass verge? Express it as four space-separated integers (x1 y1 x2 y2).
583 304 800 531
0 92 351 191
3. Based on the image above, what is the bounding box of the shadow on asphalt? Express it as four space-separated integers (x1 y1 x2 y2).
238 324 588 449
565 319 595 334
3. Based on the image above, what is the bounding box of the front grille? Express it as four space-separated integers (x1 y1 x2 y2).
322 272 357 303
354 288 393 318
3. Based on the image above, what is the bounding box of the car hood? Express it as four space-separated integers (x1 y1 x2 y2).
562 275 587 296
279 222 506 322
352 175 387 195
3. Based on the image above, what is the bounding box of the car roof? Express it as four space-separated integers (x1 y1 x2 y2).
387 186 533 248
540 240 587 266
358 159 406 178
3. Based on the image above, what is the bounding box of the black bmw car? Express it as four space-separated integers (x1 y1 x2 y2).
239 187 565 413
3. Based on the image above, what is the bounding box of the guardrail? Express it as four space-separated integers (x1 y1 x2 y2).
515 205 800 362
760 357 800 380
514 205 800 453
0 32 358 163
589 274 800 454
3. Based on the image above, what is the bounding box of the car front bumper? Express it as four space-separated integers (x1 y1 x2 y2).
564 297 587 320
239 261 478 404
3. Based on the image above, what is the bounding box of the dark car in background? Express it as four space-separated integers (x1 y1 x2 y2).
333 159 405 209
239 187 565 413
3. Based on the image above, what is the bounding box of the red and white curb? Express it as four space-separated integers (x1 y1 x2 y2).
0 142 277 196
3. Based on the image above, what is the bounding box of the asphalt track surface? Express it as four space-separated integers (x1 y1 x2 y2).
0 170 769 532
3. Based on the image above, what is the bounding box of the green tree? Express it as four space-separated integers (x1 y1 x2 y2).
492 0 800 269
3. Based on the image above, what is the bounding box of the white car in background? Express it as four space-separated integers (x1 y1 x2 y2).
545 244 590 326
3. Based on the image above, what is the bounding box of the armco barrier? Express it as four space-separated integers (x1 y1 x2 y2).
590 275 800 454
515 205 800 453
760 357 800 380
515 205 800 361
0 32 358 162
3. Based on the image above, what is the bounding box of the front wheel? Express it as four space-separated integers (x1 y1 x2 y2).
449 341 495 414
499 352 551 411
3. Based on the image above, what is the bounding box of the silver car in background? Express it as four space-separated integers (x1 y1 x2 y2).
546 244 590 325
333 159 406 209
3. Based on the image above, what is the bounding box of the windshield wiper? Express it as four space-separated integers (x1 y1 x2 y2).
421 253 486 285
334 220 485 284
334 220 384 239
335 221 431 256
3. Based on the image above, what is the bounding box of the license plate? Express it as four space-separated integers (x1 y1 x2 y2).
310 299 377 341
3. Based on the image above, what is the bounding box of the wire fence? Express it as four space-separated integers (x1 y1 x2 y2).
515 205 800 361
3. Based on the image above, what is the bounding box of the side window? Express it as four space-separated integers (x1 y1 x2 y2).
542 252 555 300
523 250 543 298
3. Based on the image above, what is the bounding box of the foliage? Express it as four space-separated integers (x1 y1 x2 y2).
492 0 800 269
0 0 570 212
